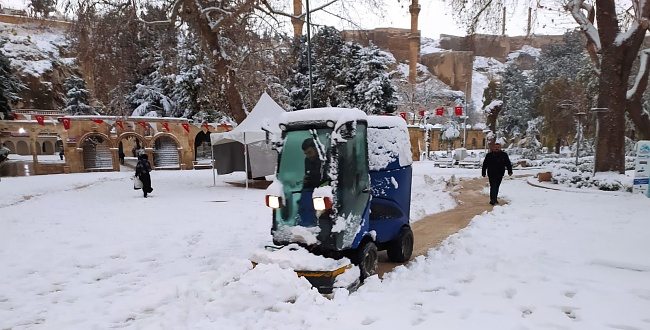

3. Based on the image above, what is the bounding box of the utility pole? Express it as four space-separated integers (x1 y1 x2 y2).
305 0 313 108
502 7 506 36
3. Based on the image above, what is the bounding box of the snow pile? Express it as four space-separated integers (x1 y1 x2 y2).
421 37 446 54
507 45 542 62
250 244 350 271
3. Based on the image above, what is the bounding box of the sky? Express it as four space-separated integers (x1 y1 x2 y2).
0 0 579 39
1 155 649 329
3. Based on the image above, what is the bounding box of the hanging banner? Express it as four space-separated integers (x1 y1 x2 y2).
220 123 230 131
454 106 464 116
92 119 104 124
35 115 45 125
419 110 425 117
182 123 190 133
399 112 407 121
62 118 71 130
137 122 147 129
435 108 444 116
11 112 19 119
162 122 170 131
116 120 124 130
202 122 210 130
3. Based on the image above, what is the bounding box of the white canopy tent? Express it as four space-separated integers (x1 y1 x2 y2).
211 93 285 187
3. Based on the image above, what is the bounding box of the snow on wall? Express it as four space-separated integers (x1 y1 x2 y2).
367 116 413 171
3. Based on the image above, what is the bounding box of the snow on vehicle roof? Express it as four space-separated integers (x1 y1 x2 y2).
367 115 413 170
279 108 367 126
366 115 408 129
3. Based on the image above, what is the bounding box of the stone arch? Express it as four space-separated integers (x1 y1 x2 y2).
194 130 211 161
43 140 54 154
151 133 181 168
4 141 15 153
116 132 147 158
79 133 114 170
16 140 29 155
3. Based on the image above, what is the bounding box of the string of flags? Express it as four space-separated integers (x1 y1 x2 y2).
15 114 227 135
396 106 465 121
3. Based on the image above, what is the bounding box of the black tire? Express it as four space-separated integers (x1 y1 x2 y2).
351 240 378 280
387 226 414 263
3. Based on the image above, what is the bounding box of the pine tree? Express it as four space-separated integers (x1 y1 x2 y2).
63 75 95 115
286 27 397 113
0 45 25 120
498 63 535 142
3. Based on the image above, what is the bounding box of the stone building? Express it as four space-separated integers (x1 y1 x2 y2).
0 110 224 176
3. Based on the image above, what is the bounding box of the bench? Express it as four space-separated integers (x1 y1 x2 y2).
458 158 481 169
192 161 213 170
435 158 454 168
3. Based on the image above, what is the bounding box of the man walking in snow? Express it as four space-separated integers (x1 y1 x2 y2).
482 143 513 205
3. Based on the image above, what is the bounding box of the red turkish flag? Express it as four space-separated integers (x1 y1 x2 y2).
454 106 463 116
435 108 444 116
137 122 147 129
62 118 71 130
162 122 170 131
116 120 124 130
202 122 211 131
419 110 425 117
35 115 45 125
11 112 19 119
220 123 230 131
92 119 104 124
182 123 190 133
399 112 407 120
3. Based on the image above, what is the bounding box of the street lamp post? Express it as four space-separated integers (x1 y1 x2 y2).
574 112 586 166
590 107 609 174
460 115 468 148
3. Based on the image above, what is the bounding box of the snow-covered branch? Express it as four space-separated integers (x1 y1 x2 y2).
565 0 601 51
257 0 339 21
627 49 650 100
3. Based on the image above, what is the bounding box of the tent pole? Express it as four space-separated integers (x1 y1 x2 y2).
211 144 216 187
244 132 249 189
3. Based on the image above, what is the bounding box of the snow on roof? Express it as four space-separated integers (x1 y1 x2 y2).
367 115 413 170
279 108 367 126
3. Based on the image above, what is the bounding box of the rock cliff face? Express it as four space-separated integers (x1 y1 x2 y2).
0 17 80 110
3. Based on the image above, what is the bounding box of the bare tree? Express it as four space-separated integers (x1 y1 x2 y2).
257 0 391 37
445 0 650 173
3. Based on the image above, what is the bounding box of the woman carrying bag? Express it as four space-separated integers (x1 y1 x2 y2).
135 154 154 198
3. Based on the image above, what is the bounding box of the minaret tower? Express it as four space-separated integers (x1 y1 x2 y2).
408 0 421 84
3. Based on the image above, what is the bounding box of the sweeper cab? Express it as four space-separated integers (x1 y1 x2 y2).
255 108 413 294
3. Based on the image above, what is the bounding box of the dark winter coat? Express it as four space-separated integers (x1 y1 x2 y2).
136 159 152 177
303 157 322 189
482 151 513 178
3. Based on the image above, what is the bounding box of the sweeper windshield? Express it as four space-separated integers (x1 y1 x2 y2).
275 128 332 228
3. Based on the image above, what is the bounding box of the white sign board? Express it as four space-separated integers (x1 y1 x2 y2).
633 140 650 195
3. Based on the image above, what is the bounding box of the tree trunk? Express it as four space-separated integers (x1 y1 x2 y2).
594 47 627 173
180 0 247 124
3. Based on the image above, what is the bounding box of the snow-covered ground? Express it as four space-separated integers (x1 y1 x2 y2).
1 163 649 329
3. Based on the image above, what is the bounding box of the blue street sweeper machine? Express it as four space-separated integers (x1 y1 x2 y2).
253 108 413 294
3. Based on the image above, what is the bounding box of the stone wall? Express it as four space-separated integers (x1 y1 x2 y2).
342 28 418 63
438 34 564 62
420 51 474 102
0 13 71 30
